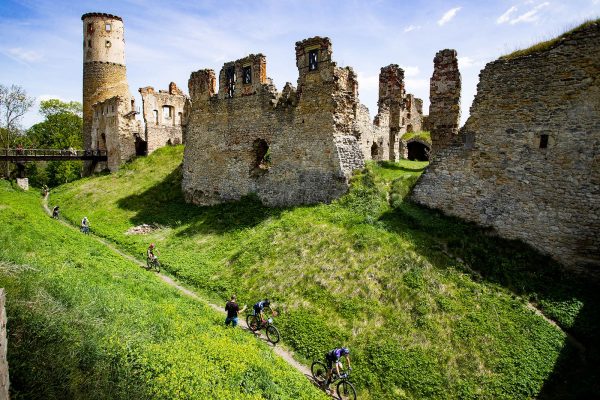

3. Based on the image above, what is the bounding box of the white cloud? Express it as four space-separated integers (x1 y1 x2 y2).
38 94 64 102
509 2 549 25
403 24 421 32
356 71 379 91
497 6 518 24
457 56 484 69
401 66 420 77
438 7 462 26
4 47 43 63
405 78 429 93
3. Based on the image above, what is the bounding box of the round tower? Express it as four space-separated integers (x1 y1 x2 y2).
81 12 130 153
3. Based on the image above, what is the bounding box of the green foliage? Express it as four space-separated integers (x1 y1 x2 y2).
0 180 326 399
51 146 600 399
39 99 82 118
402 131 431 145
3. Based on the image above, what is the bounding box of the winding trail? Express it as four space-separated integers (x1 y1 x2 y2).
42 195 319 387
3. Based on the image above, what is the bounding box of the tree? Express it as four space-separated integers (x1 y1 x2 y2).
0 84 34 176
24 99 83 186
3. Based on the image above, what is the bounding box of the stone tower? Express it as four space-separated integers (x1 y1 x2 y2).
81 13 130 163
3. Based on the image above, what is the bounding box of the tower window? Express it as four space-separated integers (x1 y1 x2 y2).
226 67 235 98
105 40 111 48
153 110 159 125
243 65 252 84
87 23 93 33
87 39 91 47
162 105 173 119
105 23 111 32
308 49 318 71
539 134 549 149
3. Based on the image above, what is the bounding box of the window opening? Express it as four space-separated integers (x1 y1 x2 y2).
308 49 318 71
226 67 235 98
539 134 549 149
87 39 91 47
162 105 173 119
253 139 271 170
243 65 252 84
371 143 380 160
87 23 93 33
178 112 183 125
105 23 112 32
105 40 111 48
153 110 159 125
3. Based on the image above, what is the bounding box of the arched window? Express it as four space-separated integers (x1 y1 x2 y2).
153 110 159 125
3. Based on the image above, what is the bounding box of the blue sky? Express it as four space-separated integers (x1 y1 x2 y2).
1 0 599 129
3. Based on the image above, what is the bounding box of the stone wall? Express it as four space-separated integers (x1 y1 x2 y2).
139 82 189 154
412 22 600 272
183 37 365 207
0 289 9 399
428 49 461 154
91 96 140 172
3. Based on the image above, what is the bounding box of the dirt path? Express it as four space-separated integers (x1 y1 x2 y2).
42 195 316 381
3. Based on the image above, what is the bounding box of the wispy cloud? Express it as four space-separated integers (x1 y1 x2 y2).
403 24 421 33
3 47 43 63
401 66 420 77
497 6 518 24
356 71 379 91
438 7 462 26
458 56 484 69
509 2 549 25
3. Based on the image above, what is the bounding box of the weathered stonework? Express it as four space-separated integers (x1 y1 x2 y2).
91 96 141 172
412 22 600 272
139 82 189 154
16 177 29 191
0 289 9 399
183 37 365 207
428 49 461 154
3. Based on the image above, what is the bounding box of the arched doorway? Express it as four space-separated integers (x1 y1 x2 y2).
407 141 430 161
371 142 380 160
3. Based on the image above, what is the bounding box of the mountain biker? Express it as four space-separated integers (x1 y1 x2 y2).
324 347 351 390
147 243 159 263
52 206 60 219
253 299 271 324
224 295 246 327
81 217 90 234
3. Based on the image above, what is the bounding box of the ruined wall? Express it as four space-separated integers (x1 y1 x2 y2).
0 289 9 399
91 96 140 172
404 94 423 133
183 37 365 207
139 82 188 154
412 22 600 272
428 49 461 154
374 64 405 161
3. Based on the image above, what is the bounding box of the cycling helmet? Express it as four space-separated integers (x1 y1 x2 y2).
263 299 270 306
341 347 350 355
149 243 155 248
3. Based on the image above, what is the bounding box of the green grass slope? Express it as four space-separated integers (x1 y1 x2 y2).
52 146 600 399
0 180 326 399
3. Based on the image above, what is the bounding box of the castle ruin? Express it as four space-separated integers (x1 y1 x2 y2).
412 22 600 272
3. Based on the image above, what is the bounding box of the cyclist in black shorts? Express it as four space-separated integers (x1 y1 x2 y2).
324 347 351 390
253 299 271 324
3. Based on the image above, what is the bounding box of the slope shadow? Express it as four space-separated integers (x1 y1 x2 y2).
116 165 284 236
376 160 427 172
378 202 600 398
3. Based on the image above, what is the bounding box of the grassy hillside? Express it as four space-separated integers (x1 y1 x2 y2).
52 146 599 399
0 180 326 399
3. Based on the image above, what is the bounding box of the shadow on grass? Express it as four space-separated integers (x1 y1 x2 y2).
376 160 427 172
116 164 284 236
378 202 600 399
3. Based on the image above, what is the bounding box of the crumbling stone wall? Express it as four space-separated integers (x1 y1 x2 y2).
139 82 189 154
183 37 365 207
428 49 461 154
412 22 600 272
0 289 9 398
404 94 423 133
91 96 140 172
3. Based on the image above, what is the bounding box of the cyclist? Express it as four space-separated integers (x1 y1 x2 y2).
253 299 271 324
52 206 60 219
81 216 90 234
324 347 351 390
147 243 159 264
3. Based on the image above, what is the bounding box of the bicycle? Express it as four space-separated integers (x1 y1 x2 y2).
311 360 357 400
246 309 280 344
146 256 161 272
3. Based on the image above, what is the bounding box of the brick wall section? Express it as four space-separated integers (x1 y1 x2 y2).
139 83 189 154
91 96 140 172
0 289 9 399
412 22 600 272
183 37 365 207
428 49 461 154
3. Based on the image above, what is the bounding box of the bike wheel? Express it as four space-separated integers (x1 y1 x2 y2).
336 380 357 400
246 314 260 331
266 325 280 344
310 361 327 385
153 260 160 273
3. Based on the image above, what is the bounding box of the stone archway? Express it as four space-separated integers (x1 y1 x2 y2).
371 142 381 161
407 140 430 161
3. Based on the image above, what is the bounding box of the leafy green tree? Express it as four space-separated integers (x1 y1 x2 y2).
25 99 83 186
0 84 34 176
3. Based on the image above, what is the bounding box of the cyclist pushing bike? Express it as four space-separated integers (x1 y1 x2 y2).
324 347 351 390
146 243 160 271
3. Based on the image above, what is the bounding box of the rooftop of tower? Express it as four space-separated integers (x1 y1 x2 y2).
81 12 123 22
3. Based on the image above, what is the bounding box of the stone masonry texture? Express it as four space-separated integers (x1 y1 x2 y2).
0 289 9 399
412 22 600 273
429 49 461 154
183 37 365 207
139 82 189 154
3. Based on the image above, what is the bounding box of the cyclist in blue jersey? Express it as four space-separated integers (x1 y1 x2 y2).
324 347 351 390
253 299 271 324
